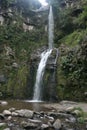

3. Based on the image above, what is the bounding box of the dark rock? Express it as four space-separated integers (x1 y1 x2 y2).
0 114 5 120
21 121 39 129
71 8 83 17
28 119 42 124
48 112 72 118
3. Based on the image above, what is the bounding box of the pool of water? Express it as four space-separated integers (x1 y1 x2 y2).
0 100 51 112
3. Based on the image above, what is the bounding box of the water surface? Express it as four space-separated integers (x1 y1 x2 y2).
0 100 51 112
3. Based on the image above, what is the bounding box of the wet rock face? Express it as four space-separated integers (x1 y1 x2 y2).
29 48 58 101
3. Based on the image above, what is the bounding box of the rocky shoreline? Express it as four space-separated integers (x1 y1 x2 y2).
0 100 87 130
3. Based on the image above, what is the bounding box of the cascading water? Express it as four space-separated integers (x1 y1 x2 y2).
33 6 54 101
48 6 54 49
33 49 52 101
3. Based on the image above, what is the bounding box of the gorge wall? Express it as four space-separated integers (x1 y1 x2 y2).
0 0 87 101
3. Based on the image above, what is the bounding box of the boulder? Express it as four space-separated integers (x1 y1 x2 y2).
60 100 77 105
3 110 11 116
0 123 6 127
41 124 49 130
9 108 16 112
44 115 54 123
7 116 12 121
4 128 10 130
12 112 18 117
53 119 62 129
66 106 75 113
0 101 8 105
28 119 42 124
15 109 34 118
21 121 39 129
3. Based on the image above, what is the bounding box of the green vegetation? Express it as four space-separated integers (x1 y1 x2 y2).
53 0 87 101
0 0 87 100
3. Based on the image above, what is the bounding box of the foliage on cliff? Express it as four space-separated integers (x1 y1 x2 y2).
52 0 87 100
0 0 87 100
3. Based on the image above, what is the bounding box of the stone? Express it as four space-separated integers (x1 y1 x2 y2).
65 116 76 123
12 63 19 68
0 123 6 127
41 124 49 130
15 109 33 118
44 115 54 123
28 119 42 124
7 116 12 121
0 75 6 83
4 128 10 130
4 46 14 57
72 110 82 116
68 116 76 123
53 119 62 129
60 100 77 105
84 118 87 122
12 112 18 117
3 110 11 116
86 125 87 129
21 121 38 129
0 113 5 120
66 106 75 112
0 101 8 105
9 108 16 112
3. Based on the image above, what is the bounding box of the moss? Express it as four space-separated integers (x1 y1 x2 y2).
59 29 87 47
13 65 28 98
0 125 7 130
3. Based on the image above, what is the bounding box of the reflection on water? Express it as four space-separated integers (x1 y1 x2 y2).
0 100 49 113
25 100 44 111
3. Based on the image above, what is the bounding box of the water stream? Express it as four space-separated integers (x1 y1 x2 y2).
33 49 52 101
33 6 54 101
48 6 54 49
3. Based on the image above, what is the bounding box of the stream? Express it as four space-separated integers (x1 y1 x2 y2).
0 100 52 113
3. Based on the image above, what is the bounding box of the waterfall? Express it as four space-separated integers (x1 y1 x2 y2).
33 49 52 101
33 6 54 101
48 6 54 49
